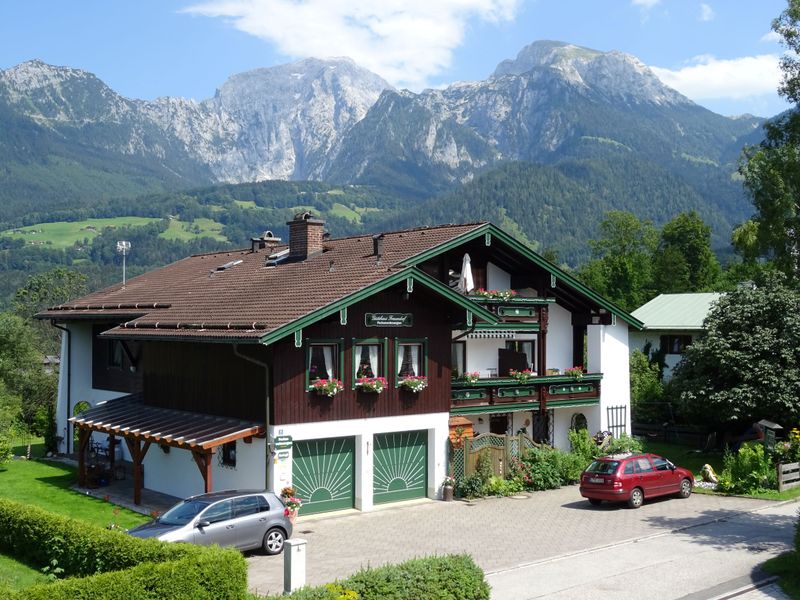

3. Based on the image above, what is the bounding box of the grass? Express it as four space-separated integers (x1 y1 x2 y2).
1 445 149 531
159 217 227 242
233 200 257 209
641 440 724 479
0 553 51 592
1 217 160 249
763 552 800 599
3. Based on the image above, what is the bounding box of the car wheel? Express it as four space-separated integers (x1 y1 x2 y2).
263 527 286 555
588 498 602 506
678 478 693 499
628 487 644 509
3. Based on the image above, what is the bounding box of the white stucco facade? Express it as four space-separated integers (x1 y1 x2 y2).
588 321 631 434
268 412 449 511
545 303 574 373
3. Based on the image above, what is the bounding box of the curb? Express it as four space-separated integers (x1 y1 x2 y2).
706 576 780 600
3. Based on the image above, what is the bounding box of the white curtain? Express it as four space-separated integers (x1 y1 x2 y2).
322 345 333 379
409 345 419 375
368 345 379 378
398 344 420 377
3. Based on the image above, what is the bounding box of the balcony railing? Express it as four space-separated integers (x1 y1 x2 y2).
465 296 554 325
450 373 602 414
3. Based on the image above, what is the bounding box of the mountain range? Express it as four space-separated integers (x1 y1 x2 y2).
0 40 768 261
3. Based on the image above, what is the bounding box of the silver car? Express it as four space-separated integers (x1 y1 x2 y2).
128 490 292 554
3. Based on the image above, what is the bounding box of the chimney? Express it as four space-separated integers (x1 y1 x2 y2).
372 234 385 260
251 230 282 252
287 212 325 260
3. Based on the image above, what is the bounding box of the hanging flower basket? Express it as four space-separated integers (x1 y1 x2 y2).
398 376 428 393
356 376 387 393
310 378 344 397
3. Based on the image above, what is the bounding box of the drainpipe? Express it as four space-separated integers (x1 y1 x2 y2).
233 344 272 486
51 322 71 454
451 322 477 342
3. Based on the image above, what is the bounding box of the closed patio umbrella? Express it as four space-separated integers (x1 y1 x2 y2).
458 253 474 293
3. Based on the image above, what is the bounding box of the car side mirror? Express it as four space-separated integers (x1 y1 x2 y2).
196 520 210 529
668 462 676 470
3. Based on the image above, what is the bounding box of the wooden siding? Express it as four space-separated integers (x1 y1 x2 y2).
142 342 267 422
272 288 454 425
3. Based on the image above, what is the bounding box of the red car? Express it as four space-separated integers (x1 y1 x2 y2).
579 453 694 508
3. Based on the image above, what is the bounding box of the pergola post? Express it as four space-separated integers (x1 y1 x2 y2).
124 438 152 505
108 434 116 474
77 428 90 487
192 449 214 493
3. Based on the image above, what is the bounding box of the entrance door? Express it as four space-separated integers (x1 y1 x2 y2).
490 414 509 435
373 430 427 504
293 437 355 515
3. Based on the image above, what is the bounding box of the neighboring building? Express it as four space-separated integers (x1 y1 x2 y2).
630 293 721 379
39 216 642 514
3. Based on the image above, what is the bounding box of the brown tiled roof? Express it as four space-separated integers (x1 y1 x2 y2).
38 223 485 342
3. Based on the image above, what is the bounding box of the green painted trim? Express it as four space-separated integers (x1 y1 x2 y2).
305 338 345 390
450 401 540 415
258 267 497 347
294 330 303 348
472 322 540 332
468 297 556 305
394 337 428 386
398 223 644 330
339 307 347 326
451 373 602 388
352 338 389 390
546 398 600 408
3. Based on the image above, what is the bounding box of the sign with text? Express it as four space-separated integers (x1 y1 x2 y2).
274 435 293 450
365 313 414 327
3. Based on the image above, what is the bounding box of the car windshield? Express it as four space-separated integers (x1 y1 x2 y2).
585 460 620 475
159 500 210 526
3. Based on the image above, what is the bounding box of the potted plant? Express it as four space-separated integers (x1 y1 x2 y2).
460 371 480 384
355 376 387 393
398 375 428 392
282 495 302 524
564 366 584 380
442 475 455 502
508 368 534 384
310 378 344 397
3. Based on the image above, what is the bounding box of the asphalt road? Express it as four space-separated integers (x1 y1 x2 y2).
485 500 798 600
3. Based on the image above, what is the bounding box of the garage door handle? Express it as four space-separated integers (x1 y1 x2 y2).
226 525 234 529
259 518 266 522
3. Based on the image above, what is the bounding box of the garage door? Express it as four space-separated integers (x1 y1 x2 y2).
293 437 355 515
373 430 428 504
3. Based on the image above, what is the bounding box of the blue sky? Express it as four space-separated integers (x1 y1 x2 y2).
0 0 791 117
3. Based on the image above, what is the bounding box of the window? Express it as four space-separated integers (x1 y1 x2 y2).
200 499 233 525
396 340 427 381
624 462 636 475
353 339 387 383
652 457 671 471
221 441 236 467
505 340 535 371
660 335 692 355
107 340 124 369
451 342 466 378
233 495 261 518
635 457 654 472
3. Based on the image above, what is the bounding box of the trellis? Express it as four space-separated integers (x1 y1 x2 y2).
449 432 540 480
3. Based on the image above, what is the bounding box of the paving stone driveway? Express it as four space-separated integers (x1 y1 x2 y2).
246 487 772 596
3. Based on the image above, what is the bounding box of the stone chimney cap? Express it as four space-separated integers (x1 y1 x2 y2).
289 211 324 225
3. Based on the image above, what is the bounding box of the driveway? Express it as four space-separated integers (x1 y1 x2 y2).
246 487 777 596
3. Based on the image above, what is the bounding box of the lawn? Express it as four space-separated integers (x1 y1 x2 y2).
1 217 160 249
641 439 724 479
764 552 800 599
159 217 227 242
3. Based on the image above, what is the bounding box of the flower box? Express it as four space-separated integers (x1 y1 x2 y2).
398 376 428 392
356 376 387 393
310 378 344 397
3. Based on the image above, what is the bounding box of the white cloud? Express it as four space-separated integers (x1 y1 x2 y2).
182 0 521 90
631 0 660 8
650 54 781 100
760 30 781 43
699 3 714 22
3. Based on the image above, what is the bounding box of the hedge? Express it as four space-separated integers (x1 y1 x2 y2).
0 498 248 599
267 554 490 600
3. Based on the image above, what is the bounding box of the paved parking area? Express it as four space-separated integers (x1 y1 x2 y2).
246 487 773 596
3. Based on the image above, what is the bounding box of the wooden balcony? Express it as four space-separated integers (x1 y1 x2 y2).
450 373 602 415
465 296 554 327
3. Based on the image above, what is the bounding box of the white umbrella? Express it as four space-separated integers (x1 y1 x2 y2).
458 253 474 293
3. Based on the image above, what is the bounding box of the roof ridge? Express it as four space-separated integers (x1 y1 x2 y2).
325 222 487 243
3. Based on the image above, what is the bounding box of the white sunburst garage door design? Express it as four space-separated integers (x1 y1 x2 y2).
373 430 427 504
292 437 355 515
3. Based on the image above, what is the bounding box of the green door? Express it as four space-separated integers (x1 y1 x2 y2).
373 430 428 504
293 437 355 515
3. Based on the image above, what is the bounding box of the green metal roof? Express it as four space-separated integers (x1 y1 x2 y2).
631 293 722 331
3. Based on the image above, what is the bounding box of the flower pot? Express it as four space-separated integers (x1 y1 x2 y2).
287 509 297 525
442 486 454 502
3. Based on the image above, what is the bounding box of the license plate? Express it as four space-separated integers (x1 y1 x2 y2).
589 477 604 484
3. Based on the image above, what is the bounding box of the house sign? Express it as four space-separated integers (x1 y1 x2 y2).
274 435 293 450
365 313 413 327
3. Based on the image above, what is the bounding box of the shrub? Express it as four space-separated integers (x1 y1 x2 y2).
455 473 485 499
717 443 776 494
555 451 589 484
603 433 643 456
512 447 562 491
475 450 494 486
485 476 523 497
568 428 599 464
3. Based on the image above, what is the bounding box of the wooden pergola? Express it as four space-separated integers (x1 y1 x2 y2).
69 394 265 505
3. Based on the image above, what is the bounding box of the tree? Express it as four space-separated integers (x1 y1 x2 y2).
629 349 664 422
671 272 800 428
739 0 800 279
577 211 657 311
653 211 720 293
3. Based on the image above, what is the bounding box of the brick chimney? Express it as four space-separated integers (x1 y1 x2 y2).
287 212 325 260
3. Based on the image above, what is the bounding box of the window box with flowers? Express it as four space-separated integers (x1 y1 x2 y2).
564 366 584 380
355 376 387 393
460 371 480 384
508 368 534 384
398 376 428 393
311 378 344 397
472 288 518 301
